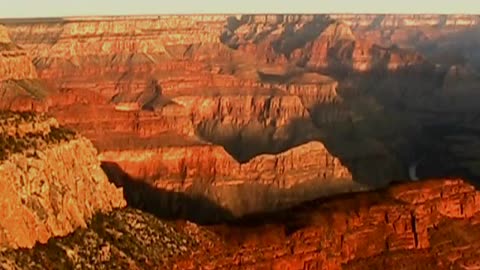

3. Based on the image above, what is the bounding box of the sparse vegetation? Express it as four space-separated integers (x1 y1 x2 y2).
0 208 199 269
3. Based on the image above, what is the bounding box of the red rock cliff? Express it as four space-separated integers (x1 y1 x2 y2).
0 113 125 250
174 178 480 269
1 14 478 224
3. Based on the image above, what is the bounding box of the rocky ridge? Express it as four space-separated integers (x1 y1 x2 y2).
0 14 479 220
0 112 125 250
174 178 480 269
1 14 479 219
100 141 355 219
2 178 480 269
0 208 206 270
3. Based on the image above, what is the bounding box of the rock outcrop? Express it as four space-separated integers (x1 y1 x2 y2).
100 140 356 219
0 208 204 269
0 112 125 250
174 178 480 269
3 178 479 269
0 25 37 81
1 14 480 224
0 25 53 111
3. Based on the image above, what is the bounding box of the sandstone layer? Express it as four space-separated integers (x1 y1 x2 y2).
0 112 125 250
174 178 480 270
101 141 356 219
0 25 54 112
2 178 480 270
1 14 480 220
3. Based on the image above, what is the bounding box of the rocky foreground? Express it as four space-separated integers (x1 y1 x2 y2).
1 178 479 269
0 208 204 270
175 178 480 269
0 112 125 250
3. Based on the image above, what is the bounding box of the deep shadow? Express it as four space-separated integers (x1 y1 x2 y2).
101 160 366 225
195 61 480 190
271 15 332 56
212 15 480 188
195 118 321 163
415 25 480 69
207 178 429 246
100 161 235 225
220 15 332 56
309 64 480 187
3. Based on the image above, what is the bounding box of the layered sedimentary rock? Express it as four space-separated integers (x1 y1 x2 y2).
174 178 480 269
2 178 480 269
330 14 480 28
222 15 427 72
0 25 54 112
2 14 480 221
0 112 125 250
2 14 442 102
100 140 355 218
4 16 231 99
0 25 37 81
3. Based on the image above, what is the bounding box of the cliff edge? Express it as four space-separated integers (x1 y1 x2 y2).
0 112 126 250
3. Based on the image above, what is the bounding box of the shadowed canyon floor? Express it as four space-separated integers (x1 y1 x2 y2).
0 14 480 269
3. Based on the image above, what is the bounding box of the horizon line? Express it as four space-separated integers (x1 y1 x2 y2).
1 12 479 21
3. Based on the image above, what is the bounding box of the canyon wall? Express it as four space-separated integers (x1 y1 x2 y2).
1 14 479 220
100 141 356 218
174 178 480 269
0 25 37 81
0 112 125 250
0 14 479 269
5 14 476 97
3 177 480 269
330 14 480 27
0 24 54 112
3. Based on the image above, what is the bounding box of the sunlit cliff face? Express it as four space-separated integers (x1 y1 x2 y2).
1 13 480 269
1 14 480 222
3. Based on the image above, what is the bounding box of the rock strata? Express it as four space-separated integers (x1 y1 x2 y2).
1 13 480 226
0 24 53 111
0 112 125 250
2 178 480 269
173 178 480 269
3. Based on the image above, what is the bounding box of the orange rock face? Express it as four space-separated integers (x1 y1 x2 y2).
0 13 480 268
1 15 477 217
100 141 355 217
0 25 51 111
1 14 480 222
0 114 125 250
173 178 480 269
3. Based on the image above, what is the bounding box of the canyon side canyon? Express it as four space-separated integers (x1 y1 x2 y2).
0 14 480 269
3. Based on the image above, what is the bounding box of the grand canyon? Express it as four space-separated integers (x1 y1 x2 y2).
0 13 480 269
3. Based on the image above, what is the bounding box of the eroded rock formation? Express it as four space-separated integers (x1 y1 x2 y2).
0 112 125 250
174 178 480 269
1 13 480 221
3 178 480 269
100 141 356 219
0 25 53 111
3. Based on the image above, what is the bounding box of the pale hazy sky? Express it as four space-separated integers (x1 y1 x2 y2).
0 0 478 18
